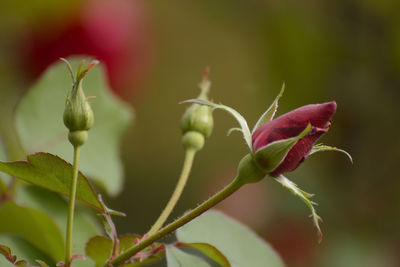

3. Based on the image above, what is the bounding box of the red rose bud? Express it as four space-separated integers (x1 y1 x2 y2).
252 101 336 177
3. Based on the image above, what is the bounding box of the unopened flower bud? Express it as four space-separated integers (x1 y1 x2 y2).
63 83 94 132
62 59 97 147
181 67 214 151
252 102 336 176
181 104 213 139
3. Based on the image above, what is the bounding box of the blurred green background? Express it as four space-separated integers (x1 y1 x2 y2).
1 0 399 266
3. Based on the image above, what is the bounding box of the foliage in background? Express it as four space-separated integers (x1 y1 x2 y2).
0 0 399 266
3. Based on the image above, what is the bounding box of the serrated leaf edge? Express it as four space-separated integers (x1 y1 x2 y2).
0 152 104 212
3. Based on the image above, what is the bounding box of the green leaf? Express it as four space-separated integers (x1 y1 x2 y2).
176 210 284 267
0 255 15 267
86 234 164 267
0 235 54 266
85 236 112 266
182 99 253 152
35 259 50 267
309 144 353 163
274 175 323 243
14 260 27 267
0 137 10 193
0 202 64 262
16 185 101 267
176 242 230 267
254 124 311 173
0 152 105 211
0 244 13 262
252 83 285 133
166 246 210 267
16 57 133 196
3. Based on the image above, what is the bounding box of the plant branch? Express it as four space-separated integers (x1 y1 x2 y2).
105 177 244 267
147 149 196 235
65 146 81 266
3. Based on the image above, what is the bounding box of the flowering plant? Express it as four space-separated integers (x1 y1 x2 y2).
0 59 350 267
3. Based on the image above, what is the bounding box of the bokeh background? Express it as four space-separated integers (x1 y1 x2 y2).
1 0 400 266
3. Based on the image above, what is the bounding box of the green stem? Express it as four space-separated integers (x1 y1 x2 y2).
105 177 244 267
147 149 196 235
65 146 80 266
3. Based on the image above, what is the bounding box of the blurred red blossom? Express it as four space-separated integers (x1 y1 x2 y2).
22 0 153 100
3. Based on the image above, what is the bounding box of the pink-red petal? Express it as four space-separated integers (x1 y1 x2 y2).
252 101 336 176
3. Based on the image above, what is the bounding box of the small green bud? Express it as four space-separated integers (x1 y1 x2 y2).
63 82 94 132
236 153 266 184
181 105 213 138
181 67 214 143
62 59 97 147
182 131 205 151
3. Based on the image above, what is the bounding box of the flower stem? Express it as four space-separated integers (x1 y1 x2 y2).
65 146 80 266
147 149 196 235
105 177 244 267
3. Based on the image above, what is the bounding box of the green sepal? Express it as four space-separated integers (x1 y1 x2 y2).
274 175 323 243
254 124 311 173
181 99 253 152
309 144 353 163
252 83 285 133
226 127 242 136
